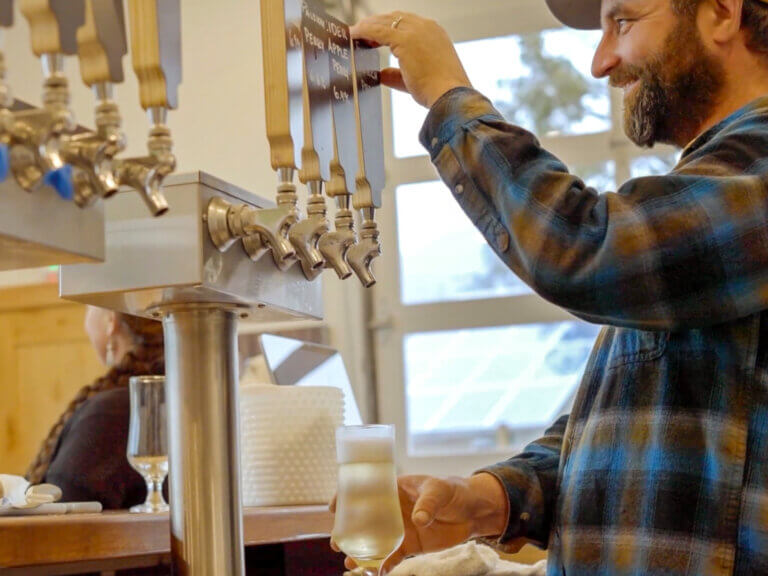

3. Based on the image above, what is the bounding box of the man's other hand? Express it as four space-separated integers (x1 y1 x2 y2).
351 13 472 108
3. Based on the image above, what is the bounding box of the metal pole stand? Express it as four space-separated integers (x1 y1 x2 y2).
158 304 246 576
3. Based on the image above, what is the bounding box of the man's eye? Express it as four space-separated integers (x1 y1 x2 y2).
616 18 633 32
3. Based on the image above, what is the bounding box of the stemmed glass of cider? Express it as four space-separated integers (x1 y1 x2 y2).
127 375 169 513
332 425 405 575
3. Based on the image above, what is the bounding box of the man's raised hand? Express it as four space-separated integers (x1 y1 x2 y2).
351 12 473 108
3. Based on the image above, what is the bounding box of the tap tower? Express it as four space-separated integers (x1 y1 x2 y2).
207 0 386 287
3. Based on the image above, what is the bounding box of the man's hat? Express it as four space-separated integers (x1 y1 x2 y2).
546 0 768 30
545 0 601 30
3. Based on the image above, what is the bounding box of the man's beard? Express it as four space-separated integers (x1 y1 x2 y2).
611 16 726 147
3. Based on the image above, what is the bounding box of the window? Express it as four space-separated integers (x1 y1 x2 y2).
391 29 608 158
372 0 680 475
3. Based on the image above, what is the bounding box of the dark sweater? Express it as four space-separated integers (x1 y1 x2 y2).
43 387 151 510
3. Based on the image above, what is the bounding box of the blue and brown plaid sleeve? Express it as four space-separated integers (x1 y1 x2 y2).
419 88 768 331
476 414 569 548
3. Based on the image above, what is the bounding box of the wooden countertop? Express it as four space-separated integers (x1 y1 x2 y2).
0 505 333 574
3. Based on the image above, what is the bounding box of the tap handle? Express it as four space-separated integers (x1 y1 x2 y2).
260 0 303 171
0 1 12 27
127 0 181 110
351 39 385 211
76 0 127 86
20 0 85 56
0 143 9 182
43 164 74 200
298 0 333 184
327 13 357 197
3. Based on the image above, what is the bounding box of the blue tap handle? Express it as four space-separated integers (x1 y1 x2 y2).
43 165 74 200
0 144 8 182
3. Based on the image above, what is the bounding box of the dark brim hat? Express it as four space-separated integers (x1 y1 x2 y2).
545 0 602 30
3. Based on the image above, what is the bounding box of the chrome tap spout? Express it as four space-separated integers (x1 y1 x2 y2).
65 84 126 197
206 197 297 270
236 205 297 269
113 109 174 216
347 218 381 288
318 208 355 280
115 159 169 216
288 184 328 280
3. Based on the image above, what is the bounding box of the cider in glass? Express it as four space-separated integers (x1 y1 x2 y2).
332 425 404 573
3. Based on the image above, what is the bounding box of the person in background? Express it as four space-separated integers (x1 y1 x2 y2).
25 307 164 509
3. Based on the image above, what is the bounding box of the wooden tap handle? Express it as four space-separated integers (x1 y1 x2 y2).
20 0 85 56
260 0 303 171
351 39 384 211
0 1 13 27
77 0 127 86
127 0 181 110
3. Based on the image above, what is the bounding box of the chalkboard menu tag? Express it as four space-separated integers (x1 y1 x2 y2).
0 1 12 27
352 39 385 208
326 13 357 195
301 0 333 182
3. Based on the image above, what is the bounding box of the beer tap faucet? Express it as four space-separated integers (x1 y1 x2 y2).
12 0 85 200
61 0 128 203
346 40 385 288
319 14 359 280
282 0 337 280
319 146 355 279
112 0 181 216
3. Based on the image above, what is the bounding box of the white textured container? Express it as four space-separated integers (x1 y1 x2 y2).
239 384 344 506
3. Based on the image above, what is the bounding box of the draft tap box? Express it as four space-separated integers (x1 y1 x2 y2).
0 178 105 271
59 171 323 322
0 100 105 271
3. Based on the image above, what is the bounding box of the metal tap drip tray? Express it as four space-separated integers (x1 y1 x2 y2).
0 178 105 271
59 171 323 322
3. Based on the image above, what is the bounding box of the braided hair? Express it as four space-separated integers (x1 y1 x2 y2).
25 314 165 485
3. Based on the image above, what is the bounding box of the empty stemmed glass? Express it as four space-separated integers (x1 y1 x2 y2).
127 375 169 513
332 425 405 575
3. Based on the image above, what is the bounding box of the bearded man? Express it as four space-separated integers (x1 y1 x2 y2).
336 0 768 574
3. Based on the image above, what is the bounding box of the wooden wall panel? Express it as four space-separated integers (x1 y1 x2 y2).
0 284 103 475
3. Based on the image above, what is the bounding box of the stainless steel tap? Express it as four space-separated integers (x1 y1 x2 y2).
346 208 381 288
62 0 128 201
318 160 356 279
206 168 298 271
13 1 85 199
289 180 328 278
61 84 125 203
111 0 181 216
291 0 336 280
318 209 355 279
323 14 360 281
113 107 173 216
349 38 385 287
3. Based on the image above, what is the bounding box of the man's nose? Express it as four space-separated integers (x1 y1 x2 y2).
591 33 619 78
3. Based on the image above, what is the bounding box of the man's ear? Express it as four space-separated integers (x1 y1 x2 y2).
105 310 119 337
700 0 745 44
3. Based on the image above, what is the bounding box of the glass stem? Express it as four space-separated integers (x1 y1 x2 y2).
145 475 167 508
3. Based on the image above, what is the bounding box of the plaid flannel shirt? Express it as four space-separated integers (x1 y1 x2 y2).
419 87 768 576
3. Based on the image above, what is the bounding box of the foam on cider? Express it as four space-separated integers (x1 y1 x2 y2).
337 431 395 464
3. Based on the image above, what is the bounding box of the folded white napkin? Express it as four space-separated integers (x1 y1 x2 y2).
387 542 547 576
0 474 100 516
